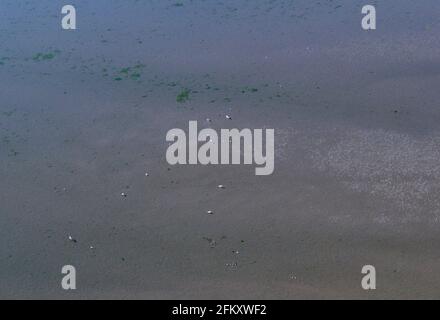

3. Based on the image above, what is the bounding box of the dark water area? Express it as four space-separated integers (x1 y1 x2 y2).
1 1 440 299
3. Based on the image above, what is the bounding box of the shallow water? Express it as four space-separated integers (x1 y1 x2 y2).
1 0 440 299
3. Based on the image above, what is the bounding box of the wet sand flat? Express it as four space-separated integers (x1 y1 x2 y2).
1 0 440 299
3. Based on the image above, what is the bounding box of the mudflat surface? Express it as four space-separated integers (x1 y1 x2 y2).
1 0 440 299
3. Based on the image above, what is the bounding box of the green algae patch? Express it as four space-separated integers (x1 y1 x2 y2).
130 72 141 80
113 64 145 82
241 87 259 94
33 51 59 61
176 89 190 103
120 67 131 74
2 109 16 117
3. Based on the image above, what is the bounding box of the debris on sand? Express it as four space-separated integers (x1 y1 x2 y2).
203 237 217 248
226 262 238 270
121 192 127 198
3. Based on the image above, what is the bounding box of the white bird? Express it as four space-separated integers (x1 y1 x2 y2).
225 115 232 120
